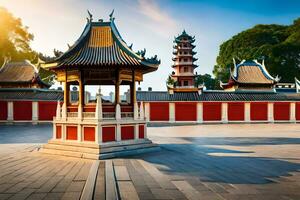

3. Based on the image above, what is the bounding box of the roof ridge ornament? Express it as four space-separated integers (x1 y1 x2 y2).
87 10 93 22
129 43 133 49
136 48 146 58
109 9 115 21
274 75 281 82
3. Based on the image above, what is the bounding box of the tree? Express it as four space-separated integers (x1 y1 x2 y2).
0 7 35 65
214 18 300 83
195 74 219 90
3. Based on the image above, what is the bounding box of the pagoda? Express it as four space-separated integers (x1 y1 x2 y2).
167 30 201 93
220 59 280 92
41 11 160 159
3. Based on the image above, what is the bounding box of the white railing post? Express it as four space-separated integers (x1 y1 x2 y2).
139 102 144 120
268 102 274 123
144 102 150 122
96 124 102 144
290 102 296 123
221 102 228 123
134 102 139 120
116 104 121 120
95 95 102 120
77 124 82 142
56 101 61 120
169 103 175 123
7 101 13 121
78 104 82 120
134 124 139 140
32 101 38 124
197 102 203 123
62 102 67 119
245 102 251 122
116 124 121 141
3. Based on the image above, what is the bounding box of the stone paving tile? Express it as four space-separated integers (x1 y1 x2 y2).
1 124 300 199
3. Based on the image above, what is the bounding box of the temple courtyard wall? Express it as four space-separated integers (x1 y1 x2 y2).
1 100 300 124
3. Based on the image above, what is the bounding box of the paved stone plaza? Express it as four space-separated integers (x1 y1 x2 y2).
0 124 300 200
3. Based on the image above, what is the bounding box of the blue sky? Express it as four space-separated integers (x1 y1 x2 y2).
0 0 300 95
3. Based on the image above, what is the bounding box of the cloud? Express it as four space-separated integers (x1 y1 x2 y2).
136 0 178 38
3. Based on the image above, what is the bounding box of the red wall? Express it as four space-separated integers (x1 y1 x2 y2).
102 126 115 142
83 127 95 142
13 101 32 120
296 103 300 120
150 103 169 121
274 102 290 120
38 101 57 121
66 126 77 140
250 102 268 121
0 101 7 120
56 125 62 139
228 102 244 121
203 102 221 121
84 105 96 112
175 102 197 121
139 125 145 139
121 126 134 140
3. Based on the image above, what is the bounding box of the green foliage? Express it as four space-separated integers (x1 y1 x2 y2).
0 7 55 85
195 74 219 90
0 7 36 65
214 18 300 82
166 75 175 86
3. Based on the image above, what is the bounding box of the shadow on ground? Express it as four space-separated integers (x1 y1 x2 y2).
131 136 300 185
0 124 52 144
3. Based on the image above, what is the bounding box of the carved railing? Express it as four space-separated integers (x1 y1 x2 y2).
121 112 133 119
103 112 115 119
66 111 135 120
83 112 95 118
67 112 78 118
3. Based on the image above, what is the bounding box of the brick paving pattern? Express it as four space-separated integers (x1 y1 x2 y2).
0 124 299 199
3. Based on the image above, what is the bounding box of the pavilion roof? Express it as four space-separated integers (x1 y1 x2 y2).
0 60 50 88
44 13 160 73
231 60 279 84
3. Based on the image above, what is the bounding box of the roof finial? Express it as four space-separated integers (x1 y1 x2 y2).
129 43 133 49
232 57 237 68
87 10 93 22
109 9 115 21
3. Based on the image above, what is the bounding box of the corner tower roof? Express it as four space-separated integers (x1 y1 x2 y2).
231 60 279 84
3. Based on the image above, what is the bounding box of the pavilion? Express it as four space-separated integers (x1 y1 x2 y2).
40 12 161 159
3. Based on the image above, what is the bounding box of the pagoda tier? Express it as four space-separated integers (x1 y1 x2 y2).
41 12 160 159
167 30 202 93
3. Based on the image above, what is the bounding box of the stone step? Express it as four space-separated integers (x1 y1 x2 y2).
99 146 161 159
39 148 99 160
42 143 100 154
40 140 160 160
100 142 157 154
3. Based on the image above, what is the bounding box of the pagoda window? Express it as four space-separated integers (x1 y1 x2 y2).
184 81 189 86
179 58 182 62
184 58 188 62
183 44 187 47
184 51 187 55
184 67 188 72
